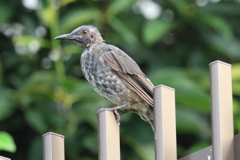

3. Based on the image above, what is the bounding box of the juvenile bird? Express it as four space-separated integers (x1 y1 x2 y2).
55 25 154 129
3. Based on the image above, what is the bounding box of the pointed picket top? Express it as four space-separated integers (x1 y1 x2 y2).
209 60 231 66
154 84 175 91
42 132 64 138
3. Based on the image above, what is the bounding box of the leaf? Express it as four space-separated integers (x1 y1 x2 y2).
0 88 14 121
122 136 154 160
0 1 17 24
205 35 240 59
232 63 240 80
111 18 139 46
107 0 137 20
235 118 240 134
60 0 76 6
232 63 240 95
13 36 51 49
39 6 57 26
62 44 82 55
60 8 102 32
0 62 2 86
25 109 48 133
82 133 98 153
233 99 240 117
27 137 42 160
143 19 176 46
184 141 210 155
202 2 240 16
150 68 211 113
76 99 109 129
194 12 233 39
169 0 233 39
21 71 57 96
176 108 211 135
0 132 16 153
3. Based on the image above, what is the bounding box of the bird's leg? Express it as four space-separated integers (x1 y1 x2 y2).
97 103 128 123
119 109 135 115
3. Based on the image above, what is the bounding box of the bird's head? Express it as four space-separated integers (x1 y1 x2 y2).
54 25 103 48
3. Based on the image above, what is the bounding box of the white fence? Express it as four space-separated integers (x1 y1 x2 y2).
1 60 239 160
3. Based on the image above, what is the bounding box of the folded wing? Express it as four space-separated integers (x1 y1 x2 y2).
101 44 154 107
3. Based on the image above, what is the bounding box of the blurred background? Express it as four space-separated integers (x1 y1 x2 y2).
0 0 240 159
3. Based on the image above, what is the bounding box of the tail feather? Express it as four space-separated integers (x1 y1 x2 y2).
138 103 154 131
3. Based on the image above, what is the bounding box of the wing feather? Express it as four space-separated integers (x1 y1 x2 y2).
101 44 154 107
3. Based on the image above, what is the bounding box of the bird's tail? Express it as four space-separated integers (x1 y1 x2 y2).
149 119 154 132
138 103 154 131
148 105 154 131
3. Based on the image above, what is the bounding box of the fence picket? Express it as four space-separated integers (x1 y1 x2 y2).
154 85 176 160
98 110 120 160
210 60 234 160
42 132 65 160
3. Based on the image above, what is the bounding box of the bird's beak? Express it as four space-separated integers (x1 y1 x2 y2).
54 34 74 40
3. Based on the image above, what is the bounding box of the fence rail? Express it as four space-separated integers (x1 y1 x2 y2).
1 60 239 160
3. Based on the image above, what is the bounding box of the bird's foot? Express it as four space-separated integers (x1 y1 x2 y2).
97 103 128 123
97 108 121 123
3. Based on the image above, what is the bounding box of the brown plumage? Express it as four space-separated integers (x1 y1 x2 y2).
55 25 154 130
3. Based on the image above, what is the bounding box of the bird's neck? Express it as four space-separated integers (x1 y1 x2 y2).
82 41 105 57
84 41 104 49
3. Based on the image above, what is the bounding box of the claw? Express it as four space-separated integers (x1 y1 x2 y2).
96 103 128 123
97 108 112 114
112 109 121 123
97 107 121 123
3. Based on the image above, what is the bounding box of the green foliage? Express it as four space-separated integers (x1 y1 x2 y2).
0 89 14 121
143 19 176 46
0 0 240 160
0 132 16 153
150 68 211 113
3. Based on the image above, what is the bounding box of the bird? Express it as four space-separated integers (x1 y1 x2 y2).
55 25 155 130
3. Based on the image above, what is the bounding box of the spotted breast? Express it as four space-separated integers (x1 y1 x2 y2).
81 43 141 108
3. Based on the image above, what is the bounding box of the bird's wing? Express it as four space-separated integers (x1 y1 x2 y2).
101 44 154 107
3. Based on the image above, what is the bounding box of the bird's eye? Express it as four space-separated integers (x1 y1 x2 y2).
82 30 87 35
